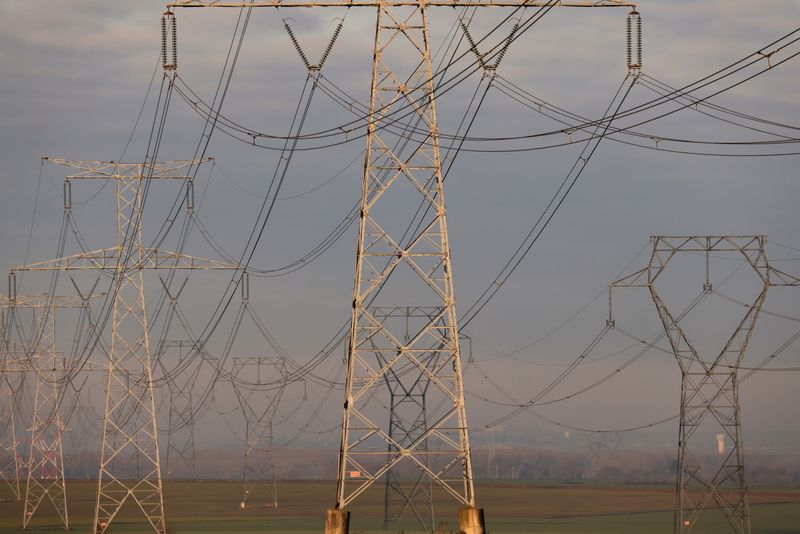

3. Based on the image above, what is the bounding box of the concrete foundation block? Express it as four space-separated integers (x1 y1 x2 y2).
324 508 350 534
459 507 486 534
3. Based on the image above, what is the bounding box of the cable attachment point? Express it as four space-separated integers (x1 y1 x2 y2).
161 10 178 73
626 9 642 72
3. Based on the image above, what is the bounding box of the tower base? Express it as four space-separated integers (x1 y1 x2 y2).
459 507 486 534
324 508 349 534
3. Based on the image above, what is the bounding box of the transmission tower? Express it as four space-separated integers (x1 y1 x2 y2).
0 327 23 503
369 307 438 532
230 356 288 510
0 292 105 527
11 158 240 534
169 2 637 532
154 278 214 480
611 236 800 534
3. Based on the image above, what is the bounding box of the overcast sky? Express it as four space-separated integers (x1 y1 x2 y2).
1 1 800 454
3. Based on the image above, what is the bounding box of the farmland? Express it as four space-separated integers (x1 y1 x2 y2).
3 480 800 533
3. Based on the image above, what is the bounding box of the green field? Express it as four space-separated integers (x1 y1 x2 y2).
3 480 800 533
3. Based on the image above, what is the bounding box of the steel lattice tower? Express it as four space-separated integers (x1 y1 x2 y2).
0 293 101 526
160 341 202 479
155 281 210 480
22 300 68 529
611 236 800 534
167 3 638 532
12 159 240 534
231 356 288 510
0 321 23 503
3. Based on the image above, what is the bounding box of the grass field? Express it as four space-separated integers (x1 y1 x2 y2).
2 480 800 533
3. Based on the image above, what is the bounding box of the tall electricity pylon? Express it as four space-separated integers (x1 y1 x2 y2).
611 236 800 534
231 356 288 510
370 306 438 532
155 279 210 479
6 294 83 530
12 158 240 534
169 2 637 532
0 292 103 527
0 314 23 502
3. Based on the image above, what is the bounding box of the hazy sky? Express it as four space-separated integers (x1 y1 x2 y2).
1 1 800 453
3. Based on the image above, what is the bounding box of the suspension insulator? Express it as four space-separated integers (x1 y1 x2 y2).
459 20 486 69
636 15 643 68
161 15 168 67
318 22 343 70
626 10 642 71
284 22 310 70
494 22 519 70
161 11 177 72
172 16 178 70
626 15 632 67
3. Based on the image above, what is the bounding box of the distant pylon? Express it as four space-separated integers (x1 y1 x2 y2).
155 278 207 480
231 356 287 510
0 303 22 502
0 346 22 502
612 235 800 534
373 307 438 532
22 301 69 529
11 158 240 534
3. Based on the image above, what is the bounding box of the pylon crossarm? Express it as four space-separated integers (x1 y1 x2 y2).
610 266 650 288
653 235 765 254
169 0 636 7
768 266 800 286
44 158 211 179
12 248 240 272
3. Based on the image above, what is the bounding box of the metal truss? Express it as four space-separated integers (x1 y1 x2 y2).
0 294 89 515
612 236 800 534
159 341 200 479
0 352 23 502
11 159 239 534
334 1 479 511
372 307 438 531
230 357 288 509
22 302 69 529
155 280 214 480
1 306 21 502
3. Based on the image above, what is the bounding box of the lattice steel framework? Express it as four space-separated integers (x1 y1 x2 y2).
612 236 800 534
155 280 210 479
230 356 288 510
12 158 240 534
22 302 68 529
169 2 637 525
0 327 23 503
1 293 93 516
371 307 438 531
